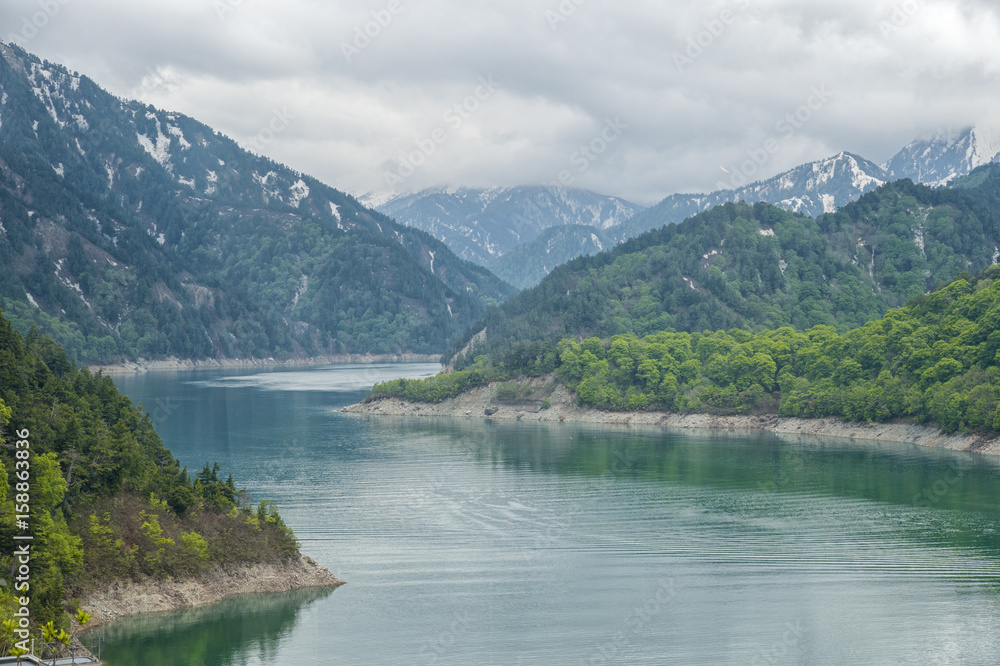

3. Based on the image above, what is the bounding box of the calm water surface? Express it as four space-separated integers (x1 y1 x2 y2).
89 364 1000 665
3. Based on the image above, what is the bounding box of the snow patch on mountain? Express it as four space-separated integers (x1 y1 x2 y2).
820 194 837 213
137 129 171 167
289 179 309 208
359 191 400 209
883 125 1000 187
167 124 191 149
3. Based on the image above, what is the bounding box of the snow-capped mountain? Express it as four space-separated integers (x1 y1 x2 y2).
622 153 887 238
0 41 513 362
883 126 1000 187
488 224 615 290
361 186 645 266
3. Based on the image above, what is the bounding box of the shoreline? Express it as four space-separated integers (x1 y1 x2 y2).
89 353 442 375
79 554 344 629
341 380 1000 457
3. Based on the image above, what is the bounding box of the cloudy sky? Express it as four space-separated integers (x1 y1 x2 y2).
2 0 998 203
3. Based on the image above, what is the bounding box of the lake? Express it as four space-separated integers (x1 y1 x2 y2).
89 363 1000 665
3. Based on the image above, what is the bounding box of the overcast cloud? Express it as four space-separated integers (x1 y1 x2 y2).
2 0 998 203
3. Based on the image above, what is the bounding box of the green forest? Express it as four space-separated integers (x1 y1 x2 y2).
445 167 1000 370
0 309 299 655
0 43 513 365
376 264 1000 435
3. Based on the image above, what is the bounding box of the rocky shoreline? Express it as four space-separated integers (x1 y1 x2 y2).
89 353 441 375
342 379 1000 457
79 554 344 629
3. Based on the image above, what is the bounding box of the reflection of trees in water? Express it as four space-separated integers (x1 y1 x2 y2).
82 587 337 666
373 416 1000 556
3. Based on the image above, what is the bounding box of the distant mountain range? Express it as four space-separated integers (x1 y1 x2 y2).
445 165 1000 368
360 186 644 266
0 42 514 363
885 126 1000 186
371 127 1000 289
487 224 616 290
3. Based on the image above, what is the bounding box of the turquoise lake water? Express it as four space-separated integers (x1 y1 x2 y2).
88 364 1000 665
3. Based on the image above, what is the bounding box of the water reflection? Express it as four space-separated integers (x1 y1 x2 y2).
102 367 1000 665
360 416 1000 558
84 587 336 666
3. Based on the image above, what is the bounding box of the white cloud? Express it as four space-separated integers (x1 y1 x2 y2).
1 0 998 202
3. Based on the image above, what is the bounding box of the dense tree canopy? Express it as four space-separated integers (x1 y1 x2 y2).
445 167 1000 371
0 309 298 642
0 43 513 364
379 265 1000 435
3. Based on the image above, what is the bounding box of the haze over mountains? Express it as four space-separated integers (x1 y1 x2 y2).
2 41 999 366
371 127 1000 288
0 42 513 363
360 186 644 265
445 166 1000 368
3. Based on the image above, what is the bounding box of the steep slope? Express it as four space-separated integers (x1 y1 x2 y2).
621 152 887 238
883 126 1000 187
446 169 1000 369
0 43 514 362
363 186 644 265
487 224 615 289
0 310 310 631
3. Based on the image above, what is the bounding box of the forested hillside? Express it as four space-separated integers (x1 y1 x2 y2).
376 265 1000 435
488 224 616 289
0 309 299 645
445 167 1000 369
0 43 513 363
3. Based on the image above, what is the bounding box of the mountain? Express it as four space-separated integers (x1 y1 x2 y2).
620 152 888 239
882 126 1000 187
620 127 1000 242
361 186 645 266
444 166 1000 369
0 43 514 363
487 224 615 290
379 262 1000 439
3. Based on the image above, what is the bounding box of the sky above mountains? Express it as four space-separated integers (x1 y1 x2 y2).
2 0 998 203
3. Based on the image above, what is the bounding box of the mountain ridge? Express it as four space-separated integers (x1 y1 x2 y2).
371 127 1000 288
0 42 514 363
443 166 1000 368
361 185 645 266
